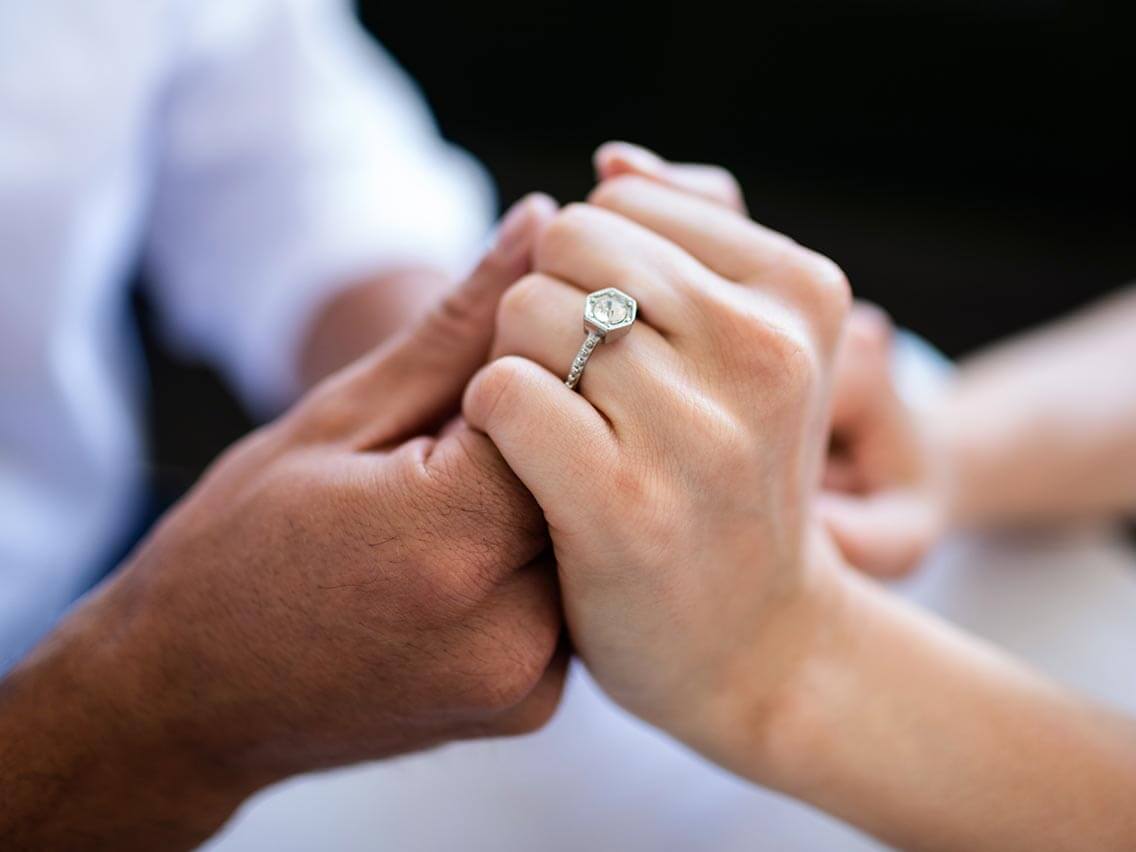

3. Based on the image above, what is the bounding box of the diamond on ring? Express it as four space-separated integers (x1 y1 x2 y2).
565 287 637 390
584 287 637 341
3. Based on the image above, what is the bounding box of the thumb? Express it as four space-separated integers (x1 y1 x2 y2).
293 193 558 448
818 491 940 579
829 302 896 433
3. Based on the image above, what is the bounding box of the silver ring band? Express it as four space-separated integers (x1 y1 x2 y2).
564 287 638 391
565 330 604 390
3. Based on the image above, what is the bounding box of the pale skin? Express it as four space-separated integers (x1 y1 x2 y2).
820 278 1136 576
467 155 1136 851
939 285 1136 528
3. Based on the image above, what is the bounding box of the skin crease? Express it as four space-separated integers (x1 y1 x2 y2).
468 154 1136 851
0 195 567 851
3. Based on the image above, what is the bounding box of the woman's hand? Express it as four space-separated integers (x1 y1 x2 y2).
592 143 948 579
463 174 850 766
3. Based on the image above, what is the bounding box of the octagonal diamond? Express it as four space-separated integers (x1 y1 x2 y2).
593 294 629 325
585 288 637 337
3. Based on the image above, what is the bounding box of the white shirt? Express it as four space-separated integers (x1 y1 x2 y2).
0 0 494 669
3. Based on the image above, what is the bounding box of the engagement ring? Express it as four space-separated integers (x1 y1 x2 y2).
564 287 637 390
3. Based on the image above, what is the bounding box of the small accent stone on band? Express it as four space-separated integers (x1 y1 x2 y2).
565 330 604 390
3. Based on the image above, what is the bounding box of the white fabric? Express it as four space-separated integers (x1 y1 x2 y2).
0 0 494 669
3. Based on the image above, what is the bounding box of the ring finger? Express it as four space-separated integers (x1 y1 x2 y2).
491 273 681 425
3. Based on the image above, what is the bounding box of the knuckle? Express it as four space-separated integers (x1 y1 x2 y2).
497 273 546 330
706 165 745 206
810 254 853 312
425 283 481 339
734 315 821 399
771 325 822 392
469 649 547 715
792 251 852 332
536 202 593 263
397 443 546 606
499 682 563 735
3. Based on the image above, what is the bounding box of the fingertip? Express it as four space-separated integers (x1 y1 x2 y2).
594 140 664 181
493 193 558 258
519 191 560 224
462 356 535 435
818 492 929 580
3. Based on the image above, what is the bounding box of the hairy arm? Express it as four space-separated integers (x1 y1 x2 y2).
0 198 556 850
940 285 1136 527
0 597 262 851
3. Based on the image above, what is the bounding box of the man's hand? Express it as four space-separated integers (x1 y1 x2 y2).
0 195 563 851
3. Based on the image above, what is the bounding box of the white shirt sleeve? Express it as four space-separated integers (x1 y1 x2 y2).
144 0 495 413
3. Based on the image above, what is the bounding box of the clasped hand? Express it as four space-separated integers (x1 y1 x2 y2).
37 144 862 821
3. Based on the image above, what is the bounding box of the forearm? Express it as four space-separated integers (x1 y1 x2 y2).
0 586 261 850
746 563 1136 851
298 266 452 388
938 285 1136 528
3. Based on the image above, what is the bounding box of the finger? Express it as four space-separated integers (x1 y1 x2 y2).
289 194 558 449
818 491 939 579
491 273 678 422
383 423 550 582
827 304 925 489
594 141 747 213
830 302 896 431
589 176 850 342
823 453 865 493
534 202 720 336
463 356 614 536
491 637 570 735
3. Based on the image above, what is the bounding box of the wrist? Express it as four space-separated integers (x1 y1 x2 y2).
680 534 854 786
0 574 267 847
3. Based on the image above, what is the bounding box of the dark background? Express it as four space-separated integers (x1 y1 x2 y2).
142 0 1135 485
